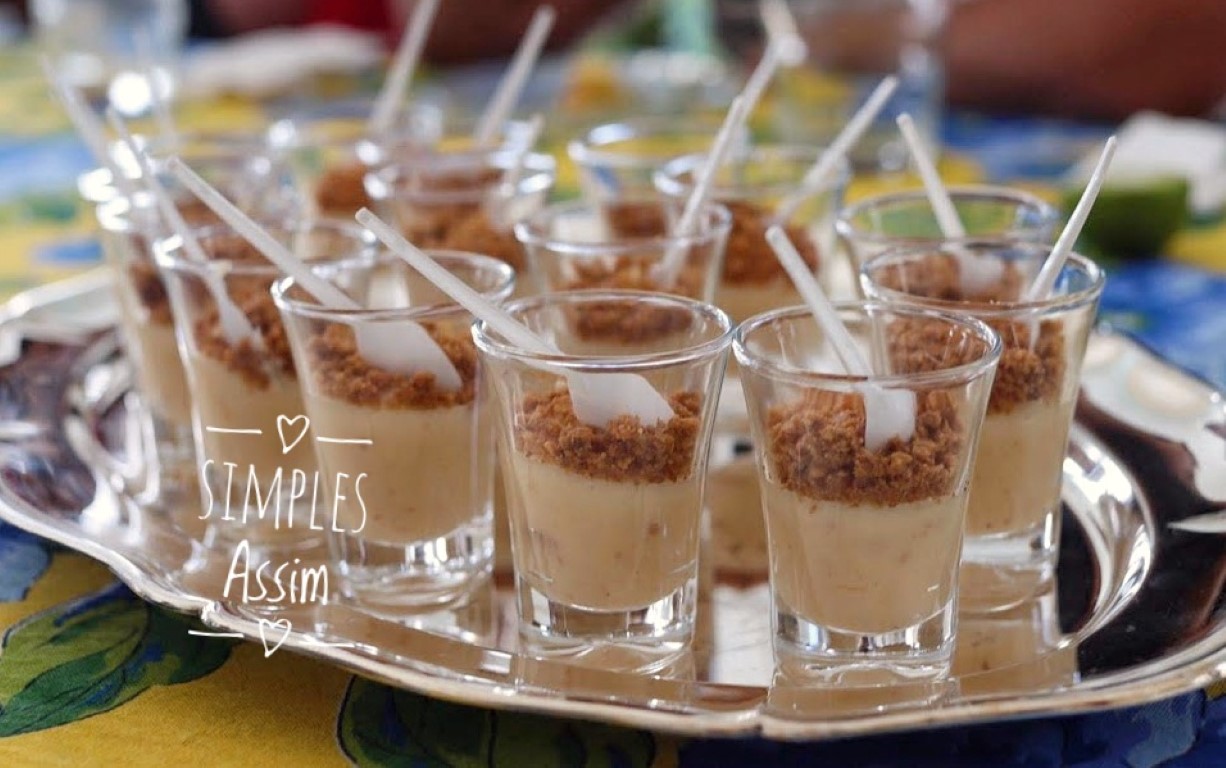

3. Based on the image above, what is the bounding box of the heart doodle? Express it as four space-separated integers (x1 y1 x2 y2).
258 618 292 657
276 414 310 454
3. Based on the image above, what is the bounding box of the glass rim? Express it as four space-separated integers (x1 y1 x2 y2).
733 301 1004 390
365 149 556 204
567 114 744 170
96 192 160 233
835 184 1062 246
473 289 734 372
653 143 849 200
270 249 516 323
859 241 1106 317
512 196 733 255
266 101 444 150
152 217 376 277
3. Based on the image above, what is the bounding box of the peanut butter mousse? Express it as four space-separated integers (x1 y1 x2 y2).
110 202 228 429
504 387 703 611
763 388 967 634
878 253 1071 544
188 278 317 535
300 321 491 545
395 169 527 272
717 201 820 323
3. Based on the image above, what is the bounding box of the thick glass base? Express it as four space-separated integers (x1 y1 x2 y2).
961 512 1059 613
517 579 696 673
333 520 494 613
774 603 955 685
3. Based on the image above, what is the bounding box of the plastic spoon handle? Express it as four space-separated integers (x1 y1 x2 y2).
473 6 555 146
369 0 440 134
773 76 898 224
1026 136 1118 301
897 113 964 237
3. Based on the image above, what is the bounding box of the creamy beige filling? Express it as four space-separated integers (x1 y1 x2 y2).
188 354 317 539
763 483 965 634
132 323 192 427
504 452 701 611
965 399 1073 538
303 393 490 543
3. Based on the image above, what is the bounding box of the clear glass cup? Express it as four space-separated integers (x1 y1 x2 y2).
654 144 848 324
735 302 1000 682
861 241 1105 610
272 251 515 614
153 219 377 563
365 146 556 282
96 193 195 504
836 186 1060 276
567 115 747 200
513 196 732 301
267 99 446 220
474 291 733 671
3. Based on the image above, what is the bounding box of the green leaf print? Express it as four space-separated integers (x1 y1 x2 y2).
338 677 658 768
0 583 234 736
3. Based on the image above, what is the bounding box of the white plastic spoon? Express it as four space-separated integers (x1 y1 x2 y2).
766 226 916 450
357 207 677 427
167 158 463 390
368 0 440 135
896 112 1003 292
490 112 545 229
108 108 258 347
472 6 555 147
759 0 807 66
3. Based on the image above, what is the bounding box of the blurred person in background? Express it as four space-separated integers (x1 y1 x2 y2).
13 0 1218 120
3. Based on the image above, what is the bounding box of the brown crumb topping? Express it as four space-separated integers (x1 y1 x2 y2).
877 254 1067 413
515 388 700 483
768 389 964 506
128 256 173 325
315 162 371 215
724 201 818 285
436 209 526 271
605 201 669 238
305 322 477 408
192 277 294 389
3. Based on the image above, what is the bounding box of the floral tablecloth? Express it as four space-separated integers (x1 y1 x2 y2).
1 41 1225 767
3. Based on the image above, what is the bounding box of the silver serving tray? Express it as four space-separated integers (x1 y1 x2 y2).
1 268 1224 740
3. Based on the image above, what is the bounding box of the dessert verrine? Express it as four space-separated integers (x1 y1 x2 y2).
365 145 556 282
735 303 1000 681
514 196 731 301
475 291 732 665
655 145 848 324
861 242 1105 605
154 220 376 551
274 252 515 611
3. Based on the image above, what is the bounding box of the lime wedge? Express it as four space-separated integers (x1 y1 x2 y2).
1063 176 1189 259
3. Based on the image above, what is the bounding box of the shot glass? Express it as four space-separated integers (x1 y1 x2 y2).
475 291 733 670
567 115 745 200
96 193 195 500
153 219 377 558
861 241 1105 609
267 99 445 220
513 196 731 301
735 302 1001 682
365 145 555 280
836 186 1060 276
654 145 848 324
273 250 515 613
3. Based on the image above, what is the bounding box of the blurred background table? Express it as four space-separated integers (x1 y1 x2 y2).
0 3 1225 764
